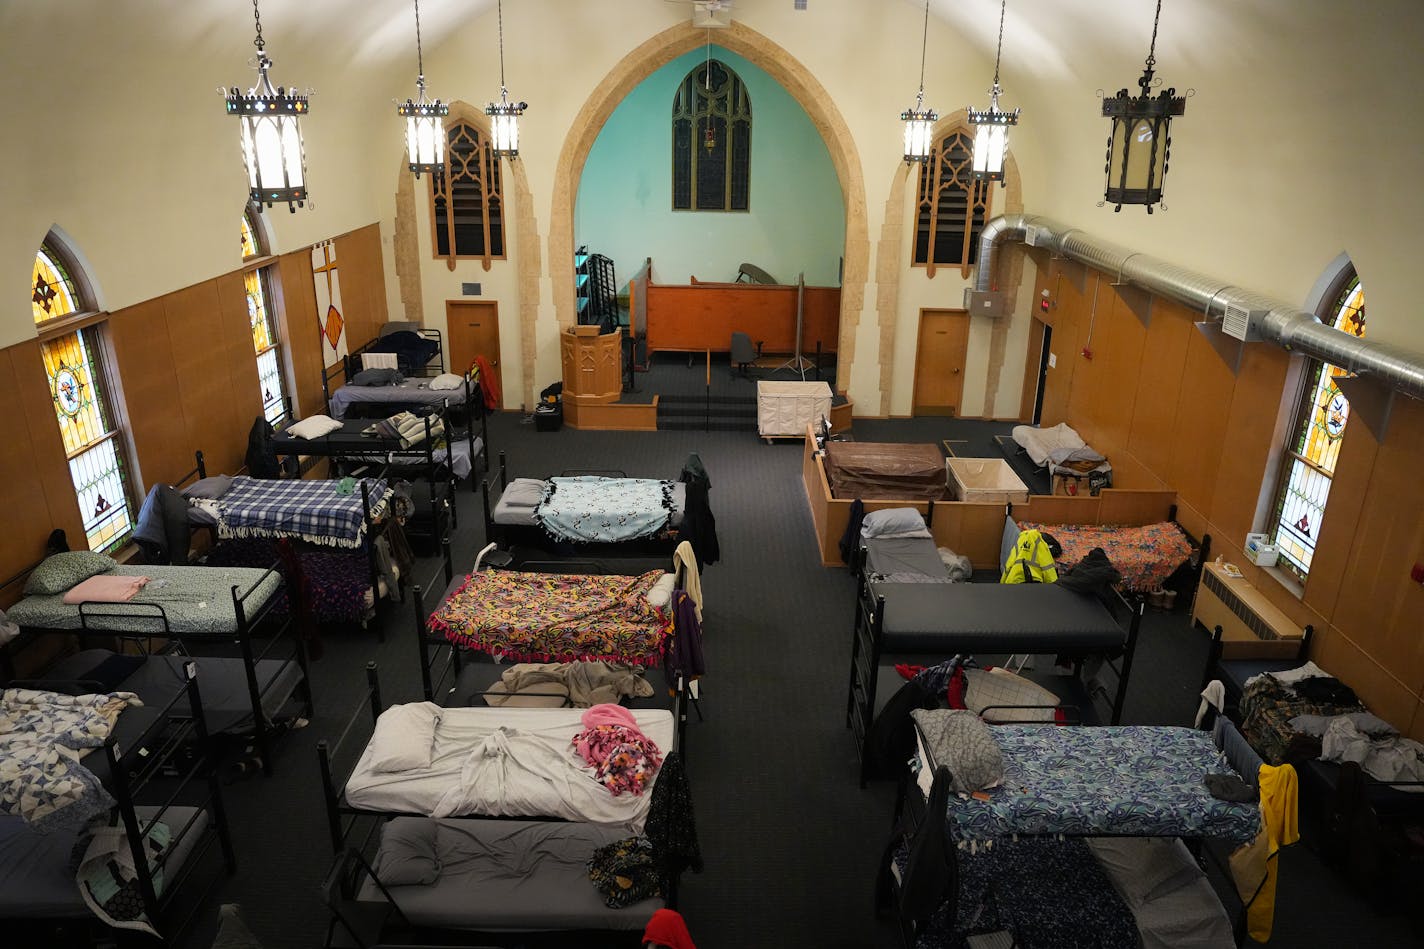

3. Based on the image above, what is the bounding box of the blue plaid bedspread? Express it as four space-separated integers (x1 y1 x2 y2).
918 722 1261 845
533 476 675 544
215 476 391 548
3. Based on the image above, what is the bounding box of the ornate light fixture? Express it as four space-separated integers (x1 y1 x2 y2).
967 0 1019 183
224 0 310 213
1101 0 1188 212
900 0 937 163
485 0 527 159
399 0 448 177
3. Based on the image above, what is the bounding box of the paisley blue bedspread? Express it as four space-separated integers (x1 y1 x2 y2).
533 477 675 544
926 724 1261 844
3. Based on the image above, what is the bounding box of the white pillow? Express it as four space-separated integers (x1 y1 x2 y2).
428 373 464 391
646 573 677 610
367 703 442 773
285 414 343 440
861 508 930 539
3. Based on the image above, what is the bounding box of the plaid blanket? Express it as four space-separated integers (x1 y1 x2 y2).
0 688 141 833
429 569 671 666
215 476 391 549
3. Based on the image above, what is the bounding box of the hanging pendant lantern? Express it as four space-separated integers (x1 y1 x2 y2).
1101 0 1188 212
967 0 1019 183
485 0 527 159
901 0 938 163
225 0 310 213
399 0 448 177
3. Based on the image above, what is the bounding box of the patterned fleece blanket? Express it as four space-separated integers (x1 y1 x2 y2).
0 688 141 833
533 477 675 544
429 570 671 666
1020 519 1193 592
213 475 391 549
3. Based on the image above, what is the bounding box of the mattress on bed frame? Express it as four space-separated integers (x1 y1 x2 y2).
864 535 950 581
869 581 1123 653
366 818 660 932
823 442 946 501
43 649 302 737
0 806 209 919
494 479 687 528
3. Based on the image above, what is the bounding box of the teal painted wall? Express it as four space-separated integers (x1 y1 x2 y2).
574 46 845 292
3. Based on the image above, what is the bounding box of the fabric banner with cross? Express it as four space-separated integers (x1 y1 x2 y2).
311 240 347 368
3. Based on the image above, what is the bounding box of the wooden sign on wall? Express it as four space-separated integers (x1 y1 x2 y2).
311 240 347 368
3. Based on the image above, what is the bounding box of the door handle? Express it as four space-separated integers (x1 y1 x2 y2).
952 368 960 374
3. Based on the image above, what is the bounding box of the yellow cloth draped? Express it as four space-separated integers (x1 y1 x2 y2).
1229 762 1299 942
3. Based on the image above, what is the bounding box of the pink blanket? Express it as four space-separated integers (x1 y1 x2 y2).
62 574 150 605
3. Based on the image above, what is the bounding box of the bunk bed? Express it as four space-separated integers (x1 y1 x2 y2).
350 324 445 377
326 363 481 423
483 452 698 560
315 664 695 941
887 713 1261 949
847 548 1142 785
1 533 312 775
1003 506 1207 594
0 667 235 944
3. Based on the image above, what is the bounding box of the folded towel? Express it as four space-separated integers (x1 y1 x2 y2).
362 352 400 371
63 574 150 605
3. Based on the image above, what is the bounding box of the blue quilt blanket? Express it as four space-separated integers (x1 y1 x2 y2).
533 477 675 544
214 476 391 549
917 721 1261 845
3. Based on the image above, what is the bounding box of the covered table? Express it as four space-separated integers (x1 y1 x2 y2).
757 380 833 439
823 441 946 500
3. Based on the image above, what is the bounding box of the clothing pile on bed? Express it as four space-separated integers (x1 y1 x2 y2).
363 410 445 449
1018 519 1192 592
573 704 663 797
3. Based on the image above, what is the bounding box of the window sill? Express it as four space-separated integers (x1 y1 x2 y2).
1256 562 1306 601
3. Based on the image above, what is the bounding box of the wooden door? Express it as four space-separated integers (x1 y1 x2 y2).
913 308 969 416
446 301 502 399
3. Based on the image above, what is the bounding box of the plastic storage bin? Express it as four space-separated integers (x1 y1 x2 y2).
945 458 1030 504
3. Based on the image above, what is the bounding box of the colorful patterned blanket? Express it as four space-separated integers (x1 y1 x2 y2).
0 688 140 833
919 722 1261 844
534 477 675 544
430 570 671 666
1019 519 1192 592
1240 674 1366 765
214 475 391 549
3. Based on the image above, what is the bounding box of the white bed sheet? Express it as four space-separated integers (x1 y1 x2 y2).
1012 423 1087 468
343 706 674 831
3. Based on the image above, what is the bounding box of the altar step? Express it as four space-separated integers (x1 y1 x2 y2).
657 393 757 431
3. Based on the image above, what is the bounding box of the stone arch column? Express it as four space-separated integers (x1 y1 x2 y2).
548 21 868 393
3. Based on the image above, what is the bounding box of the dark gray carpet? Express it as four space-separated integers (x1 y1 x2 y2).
177 412 1414 949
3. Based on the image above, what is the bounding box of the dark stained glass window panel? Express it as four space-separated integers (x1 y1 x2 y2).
671 59 751 212
914 130 993 271
432 124 505 258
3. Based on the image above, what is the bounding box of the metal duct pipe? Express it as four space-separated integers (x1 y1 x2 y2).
974 214 1424 401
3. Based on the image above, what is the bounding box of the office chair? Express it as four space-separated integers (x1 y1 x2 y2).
730 331 760 377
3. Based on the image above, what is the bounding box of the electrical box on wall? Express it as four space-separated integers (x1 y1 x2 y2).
461 283 482 296
963 289 1006 318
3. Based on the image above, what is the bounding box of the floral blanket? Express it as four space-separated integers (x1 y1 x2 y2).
0 688 140 833
429 570 671 666
920 723 1261 844
533 477 675 544
1020 519 1192 592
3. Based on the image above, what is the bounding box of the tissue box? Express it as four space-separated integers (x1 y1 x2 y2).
1245 533 1279 567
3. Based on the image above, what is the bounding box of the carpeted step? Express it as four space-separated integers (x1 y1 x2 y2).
658 418 756 431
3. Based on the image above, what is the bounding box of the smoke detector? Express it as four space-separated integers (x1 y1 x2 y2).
692 1 733 28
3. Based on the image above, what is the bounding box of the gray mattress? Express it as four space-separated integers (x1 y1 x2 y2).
366 818 660 931
494 479 686 528
44 649 303 736
5 566 282 635
0 806 209 918
866 535 949 581
329 378 470 420
868 581 1124 653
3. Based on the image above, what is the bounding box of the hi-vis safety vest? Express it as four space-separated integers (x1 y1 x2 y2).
1001 528 1059 584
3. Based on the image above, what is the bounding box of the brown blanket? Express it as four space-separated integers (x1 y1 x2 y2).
824 442 946 500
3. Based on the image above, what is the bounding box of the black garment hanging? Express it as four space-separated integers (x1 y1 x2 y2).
245 415 281 479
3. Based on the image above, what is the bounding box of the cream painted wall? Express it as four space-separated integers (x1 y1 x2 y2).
0 3 405 347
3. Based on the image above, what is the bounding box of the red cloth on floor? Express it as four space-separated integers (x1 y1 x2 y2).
643 908 697 949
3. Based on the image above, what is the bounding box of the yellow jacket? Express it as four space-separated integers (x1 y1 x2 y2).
1229 762 1299 942
1001 529 1059 584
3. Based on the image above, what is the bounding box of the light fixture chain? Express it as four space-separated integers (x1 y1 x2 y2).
993 0 1006 85
414 0 425 80
497 0 507 91
251 0 265 52
1147 0 1163 67
917 0 930 97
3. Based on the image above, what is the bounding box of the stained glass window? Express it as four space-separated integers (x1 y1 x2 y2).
914 128 995 277
244 266 286 424
430 123 504 261
33 247 79 324
671 59 752 212
241 211 260 259
1268 272 1365 580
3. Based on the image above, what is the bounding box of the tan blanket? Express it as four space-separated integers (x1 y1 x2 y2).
484 661 654 708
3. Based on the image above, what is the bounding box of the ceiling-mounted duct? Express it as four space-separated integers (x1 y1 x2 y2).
973 213 1424 403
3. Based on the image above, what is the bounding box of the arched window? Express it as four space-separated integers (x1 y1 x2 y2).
430 122 505 265
913 126 995 278
671 59 751 211
242 207 289 423
33 236 135 552
1267 269 1366 581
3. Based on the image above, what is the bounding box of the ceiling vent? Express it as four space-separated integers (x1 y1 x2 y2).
1221 300 1267 342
